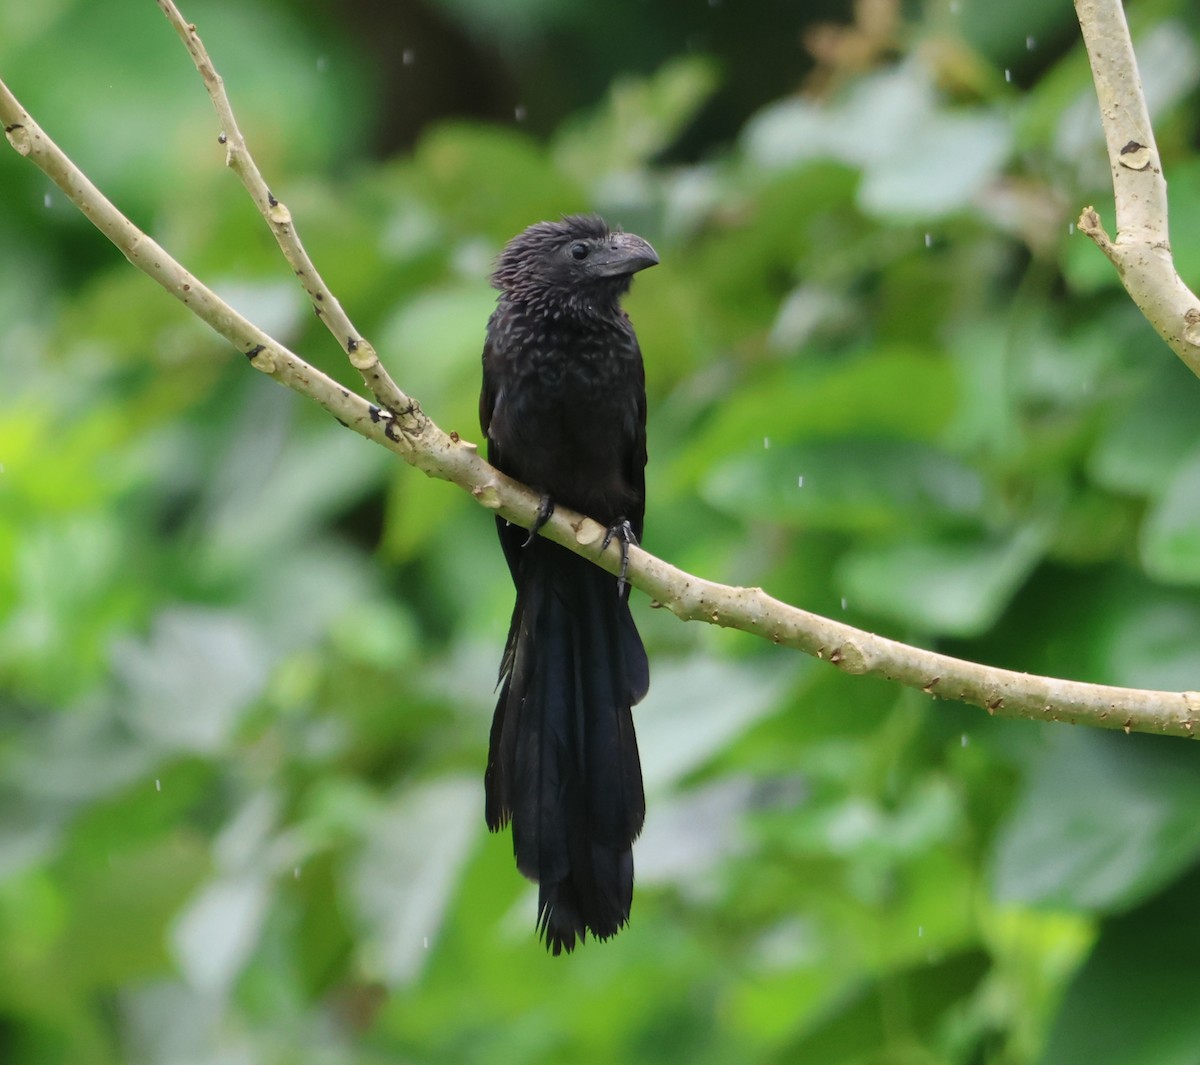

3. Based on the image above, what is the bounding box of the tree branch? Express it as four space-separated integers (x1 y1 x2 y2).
1074 0 1200 371
154 0 408 413
2 9 1198 741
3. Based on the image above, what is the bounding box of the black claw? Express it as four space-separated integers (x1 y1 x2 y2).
523 495 556 547
602 519 638 594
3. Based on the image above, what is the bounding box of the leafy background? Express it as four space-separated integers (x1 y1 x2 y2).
2 0 1200 1061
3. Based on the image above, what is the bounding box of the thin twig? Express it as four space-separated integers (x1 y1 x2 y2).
154 0 410 413
2 48 1198 740
1074 0 1200 371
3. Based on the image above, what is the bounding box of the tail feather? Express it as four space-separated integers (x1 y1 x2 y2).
486 537 647 953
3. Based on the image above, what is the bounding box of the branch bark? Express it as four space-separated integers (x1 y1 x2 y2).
2 4 1198 740
1074 0 1200 371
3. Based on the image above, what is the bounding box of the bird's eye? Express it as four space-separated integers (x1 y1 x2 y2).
570 242 589 260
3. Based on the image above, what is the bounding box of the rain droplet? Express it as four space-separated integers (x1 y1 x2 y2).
402 48 416 66
514 104 527 122
43 192 52 209
1068 222 1076 234
961 734 968 747
294 866 301 879
154 778 161 792
797 475 805 488
918 925 924 937
924 232 932 248
1026 35 1037 51
423 936 430 949
1004 68 1012 83
763 436 771 449
840 597 848 610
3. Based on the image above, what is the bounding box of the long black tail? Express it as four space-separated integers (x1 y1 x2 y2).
485 536 648 954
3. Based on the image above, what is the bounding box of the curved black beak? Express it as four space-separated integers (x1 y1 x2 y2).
590 232 660 278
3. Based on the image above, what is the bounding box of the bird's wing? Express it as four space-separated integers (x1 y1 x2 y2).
623 335 648 542
481 329 528 579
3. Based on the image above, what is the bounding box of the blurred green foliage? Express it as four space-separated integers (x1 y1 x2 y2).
3 0 1200 1062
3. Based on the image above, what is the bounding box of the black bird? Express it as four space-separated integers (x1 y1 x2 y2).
480 214 658 953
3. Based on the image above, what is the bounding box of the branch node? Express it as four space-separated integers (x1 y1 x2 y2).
1118 141 1152 171
472 483 503 510
575 523 603 548
830 642 867 674
4 122 31 155
1183 309 1200 349
245 344 277 373
348 341 379 370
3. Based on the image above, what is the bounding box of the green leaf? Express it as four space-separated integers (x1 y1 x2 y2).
744 62 1012 218
837 524 1048 637
350 777 480 986
412 125 581 238
379 282 498 412
783 950 990 1062
197 391 392 573
554 57 719 185
1097 591 1200 692
171 872 273 995
677 347 959 485
1089 359 1200 498
991 729 1200 912
636 655 797 789
702 439 984 534
1140 444 1200 584
0 0 367 211
111 607 271 754
1039 865 1200 1065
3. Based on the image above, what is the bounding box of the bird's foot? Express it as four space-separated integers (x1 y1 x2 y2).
522 495 556 547
602 518 638 595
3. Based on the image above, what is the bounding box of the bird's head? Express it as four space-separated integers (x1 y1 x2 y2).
491 214 659 314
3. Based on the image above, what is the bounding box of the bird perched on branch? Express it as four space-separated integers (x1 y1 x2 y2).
480 214 658 953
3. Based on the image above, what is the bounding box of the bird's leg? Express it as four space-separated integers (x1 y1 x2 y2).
601 518 638 595
523 494 556 547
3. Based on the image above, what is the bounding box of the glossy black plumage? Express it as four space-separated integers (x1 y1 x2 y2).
480 215 657 953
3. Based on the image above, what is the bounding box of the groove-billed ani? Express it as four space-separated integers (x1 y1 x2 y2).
480 214 658 954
